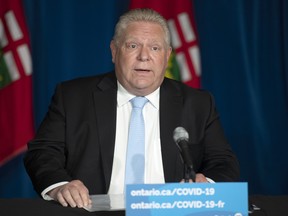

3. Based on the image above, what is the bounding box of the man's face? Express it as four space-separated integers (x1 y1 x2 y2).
111 21 172 96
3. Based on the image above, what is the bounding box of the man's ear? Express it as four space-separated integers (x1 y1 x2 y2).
166 46 172 62
110 40 116 63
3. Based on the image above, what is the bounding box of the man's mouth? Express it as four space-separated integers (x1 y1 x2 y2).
134 68 151 72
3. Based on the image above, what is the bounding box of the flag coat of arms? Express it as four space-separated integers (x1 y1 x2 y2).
0 0 34 165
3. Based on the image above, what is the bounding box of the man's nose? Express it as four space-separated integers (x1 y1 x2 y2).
137 47 150 61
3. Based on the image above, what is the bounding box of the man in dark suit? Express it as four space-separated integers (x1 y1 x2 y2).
24 8 239 208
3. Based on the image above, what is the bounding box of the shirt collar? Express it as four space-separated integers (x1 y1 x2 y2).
117 81 160 109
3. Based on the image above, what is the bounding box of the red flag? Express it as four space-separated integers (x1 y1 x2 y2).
0 0 34 165
130 0 201 88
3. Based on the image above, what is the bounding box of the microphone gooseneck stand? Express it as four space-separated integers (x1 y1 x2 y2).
184 164 196 183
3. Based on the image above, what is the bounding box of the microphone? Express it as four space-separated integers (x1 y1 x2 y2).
173 127 196 182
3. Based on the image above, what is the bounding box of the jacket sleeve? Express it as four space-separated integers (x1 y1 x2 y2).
198 92 240 182
24 83 72 195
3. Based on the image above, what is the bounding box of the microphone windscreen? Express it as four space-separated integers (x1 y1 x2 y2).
173 127 189 143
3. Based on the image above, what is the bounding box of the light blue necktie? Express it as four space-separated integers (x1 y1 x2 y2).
125 96 148 185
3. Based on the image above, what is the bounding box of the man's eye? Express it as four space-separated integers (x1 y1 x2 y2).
152 46 160 51
128 43 137 49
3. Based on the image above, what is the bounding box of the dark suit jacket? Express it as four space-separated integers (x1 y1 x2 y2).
24 72 239 195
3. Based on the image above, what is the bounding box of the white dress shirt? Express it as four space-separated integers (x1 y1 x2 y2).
108 82 165 194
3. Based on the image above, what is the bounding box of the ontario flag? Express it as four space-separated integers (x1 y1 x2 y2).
0 0 34 165
130 0 201 88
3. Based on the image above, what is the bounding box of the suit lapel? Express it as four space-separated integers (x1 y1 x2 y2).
160 79 184 182
93 73 117 192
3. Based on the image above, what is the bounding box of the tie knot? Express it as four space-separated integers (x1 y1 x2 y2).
130 97 148 109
